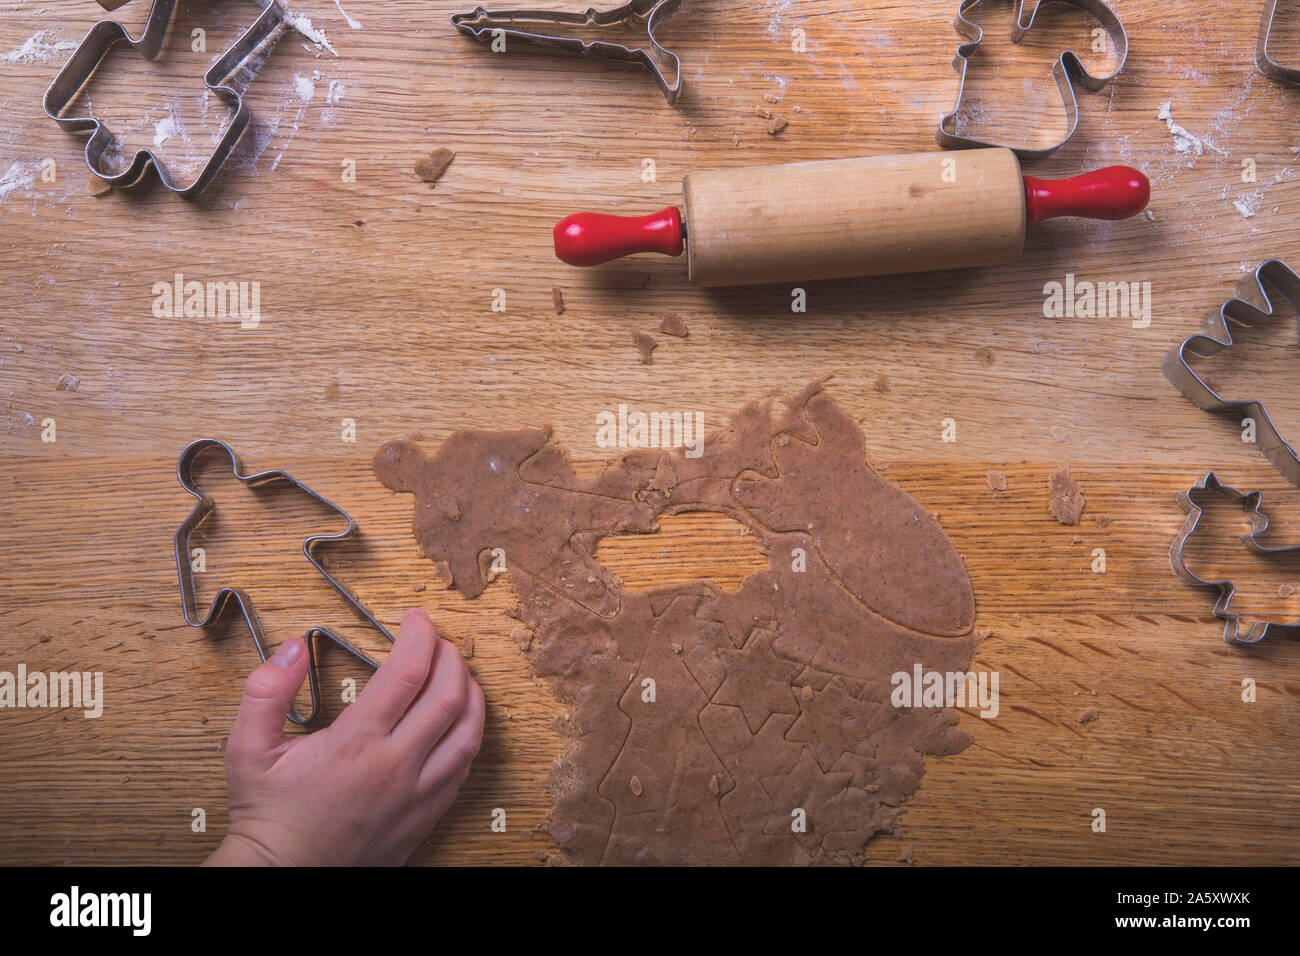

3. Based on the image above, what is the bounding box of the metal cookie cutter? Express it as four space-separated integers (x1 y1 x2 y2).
937 0 1129 159
44 0 286 198
1171 473 1300 645
175 439 393 724
451 0 684 103
1258 0 1300 84
1162 259 1300 488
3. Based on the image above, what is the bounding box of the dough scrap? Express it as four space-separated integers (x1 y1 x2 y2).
658 314 689 337
414 147 454 185
1048 463 1086 525
374 383 979 865
633 332 657 365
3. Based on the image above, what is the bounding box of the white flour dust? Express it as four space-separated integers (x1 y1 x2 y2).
2 31 77 64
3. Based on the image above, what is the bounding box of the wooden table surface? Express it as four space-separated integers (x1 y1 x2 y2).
1 0 1298 866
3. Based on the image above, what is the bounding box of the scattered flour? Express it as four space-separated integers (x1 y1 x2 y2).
1156 100 1227 157
153 115 181 148
2 31 77 64
293 72 317 101
333 0 362 30
283 11 339 56
0 161 41 201
1232 193 1262 218
765 0 794 42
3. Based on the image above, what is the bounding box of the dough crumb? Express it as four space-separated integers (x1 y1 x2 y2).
55 373 80 391
552 287 565 315
658 313 688 337
709 773 720 795
1048 463 1086 525
629 775 643 796
1096 514 1112 528
985 470 1007 493
1280 583 1296 598
898 842 914 864
512 627 534 651
874 375 890 393
763 92 782 104
799 684 813 702
633 331 657 365
412 581 426 593
755 105 773 119
462 635 475 658
768 115 789 135
433 560 454 589
1077 706 1100 725
414 147 454 185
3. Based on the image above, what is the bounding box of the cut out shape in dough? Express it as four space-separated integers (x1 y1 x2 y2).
374 383 980 864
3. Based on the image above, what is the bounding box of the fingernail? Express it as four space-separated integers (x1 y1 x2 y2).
270 638 304 668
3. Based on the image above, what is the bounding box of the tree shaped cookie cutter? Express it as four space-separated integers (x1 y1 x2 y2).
1162 259 1300 488
1258 0 1300 84
174 439 393 724
937 0 1129 159
43 0 287 198
1171 472 1300 645
451 0 684 103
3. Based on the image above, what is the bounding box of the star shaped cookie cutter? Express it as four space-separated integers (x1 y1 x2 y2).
937 0 1129 159
1258 0 1300 84
174 439 392 724
1171 472 1300 646
451 0 684 104
1162 259 1300 488
43 0 287 198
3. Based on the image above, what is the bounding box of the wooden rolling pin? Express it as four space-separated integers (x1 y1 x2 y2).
553 148 1149 287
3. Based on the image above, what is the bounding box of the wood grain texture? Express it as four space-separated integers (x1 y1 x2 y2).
1 0 1298 865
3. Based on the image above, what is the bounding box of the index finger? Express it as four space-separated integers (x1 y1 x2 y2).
346 608 437 734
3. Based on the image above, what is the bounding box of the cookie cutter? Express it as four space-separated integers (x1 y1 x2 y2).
1162 259 1300 488
175 439 392 724
451 0 683 103
937 0 1129 159
1258 0 1300 84
1171 472 1300 645
43 0 286 198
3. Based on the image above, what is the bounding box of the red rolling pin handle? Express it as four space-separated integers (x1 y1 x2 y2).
1023 166 1150 227
553 165 1150 266
554 206 683 266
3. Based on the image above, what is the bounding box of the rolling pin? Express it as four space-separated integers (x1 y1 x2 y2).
553 147 1149 287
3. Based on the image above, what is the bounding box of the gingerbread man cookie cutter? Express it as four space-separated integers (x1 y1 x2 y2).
43 0 287 198
1171 472 1300 646
937 0 1129 159
174 439 392 724
1162 259 1300 488
451 0 684 103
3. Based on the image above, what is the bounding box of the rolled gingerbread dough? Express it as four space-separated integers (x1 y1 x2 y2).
374 383 980 865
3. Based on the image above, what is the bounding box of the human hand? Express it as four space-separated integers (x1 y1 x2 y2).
203 608 484 866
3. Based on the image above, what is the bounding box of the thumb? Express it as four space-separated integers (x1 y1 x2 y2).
228 637 310 763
